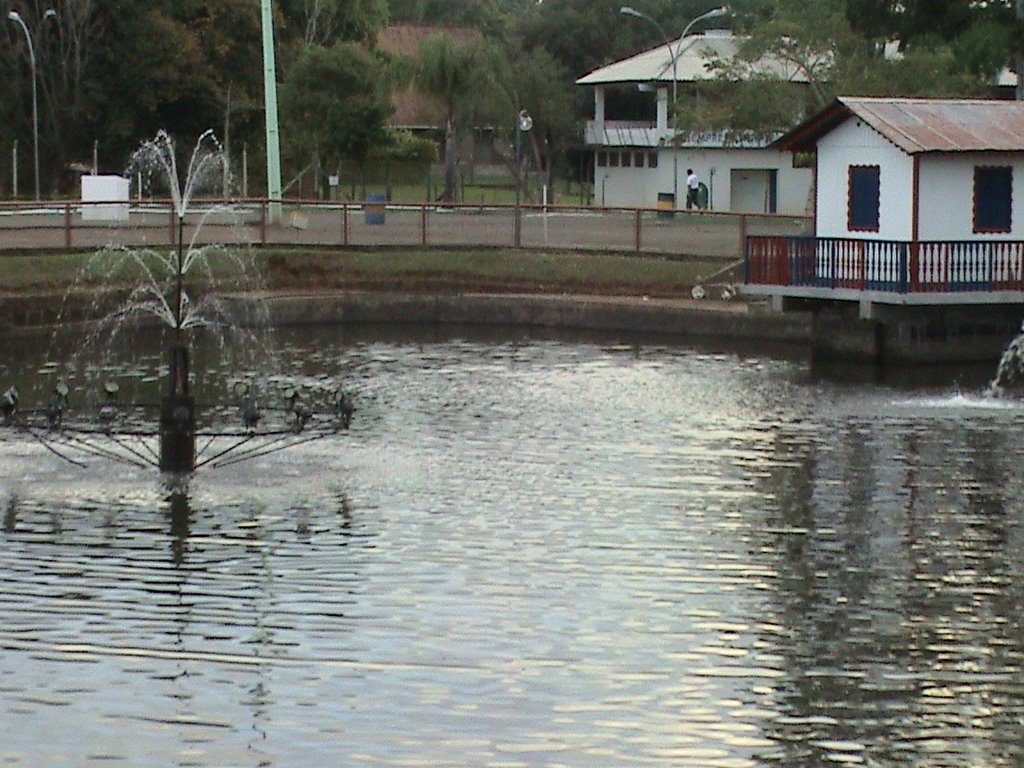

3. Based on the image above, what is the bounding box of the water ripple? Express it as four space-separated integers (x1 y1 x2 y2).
3 329 1024 765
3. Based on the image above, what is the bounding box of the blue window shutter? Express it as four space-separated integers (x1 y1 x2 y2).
975 166 1012 233
849 165 880 231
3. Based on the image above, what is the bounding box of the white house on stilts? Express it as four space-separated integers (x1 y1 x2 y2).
744 97 1024 364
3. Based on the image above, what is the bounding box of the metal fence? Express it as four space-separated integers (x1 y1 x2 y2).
0 198 811 261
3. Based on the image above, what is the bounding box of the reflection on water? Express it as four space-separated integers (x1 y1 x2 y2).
2 324 1024 767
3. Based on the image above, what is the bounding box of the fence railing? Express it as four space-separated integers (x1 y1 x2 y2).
0 198 811 261
746 236 1024 294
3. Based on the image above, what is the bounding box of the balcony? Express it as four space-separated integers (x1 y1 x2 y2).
744 236 1024 305
583 121 781 149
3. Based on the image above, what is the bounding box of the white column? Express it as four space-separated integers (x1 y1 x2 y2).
656 87 669 134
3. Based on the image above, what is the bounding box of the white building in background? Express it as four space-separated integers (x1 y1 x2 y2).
576 30 814 214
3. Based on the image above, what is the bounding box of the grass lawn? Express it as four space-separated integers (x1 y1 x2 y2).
0 246 729 299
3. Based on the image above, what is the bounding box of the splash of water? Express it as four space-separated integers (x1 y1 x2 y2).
988 321 1024 396
128 129 228 220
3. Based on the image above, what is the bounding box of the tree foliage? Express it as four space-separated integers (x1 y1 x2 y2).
415 32 495 201
279 0 389 45
0 0 1022 198
280 43 393 169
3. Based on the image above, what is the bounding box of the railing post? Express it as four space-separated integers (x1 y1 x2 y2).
634 208 642 253
64 202 72 248
743 234 751 284
421 204 428 246
738 214 747 263
899 242 908 294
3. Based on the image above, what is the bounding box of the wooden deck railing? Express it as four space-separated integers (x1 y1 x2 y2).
746 236 1024 294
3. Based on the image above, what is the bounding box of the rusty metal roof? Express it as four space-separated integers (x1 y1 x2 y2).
776 97 1024 154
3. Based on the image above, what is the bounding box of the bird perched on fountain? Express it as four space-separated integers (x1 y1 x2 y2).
98 381 119 430
98 402 118 429
234 381 261 431
335 391 355 429
241 399 261 431
285 388 312 433
1 386 18 423
292 401 312 433
46 381 70 429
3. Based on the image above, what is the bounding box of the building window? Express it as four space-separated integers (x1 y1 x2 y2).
648 152 658 169
848 165 880 232
634 152 645 168
622 152 632 168
609 152 620 168
596 152 607 168
974 166 1012 233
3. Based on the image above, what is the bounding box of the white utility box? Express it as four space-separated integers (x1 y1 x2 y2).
81 175 130 221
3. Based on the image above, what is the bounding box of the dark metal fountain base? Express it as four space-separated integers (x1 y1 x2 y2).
2 341 353 472
159 345 196 472
159 393 196 472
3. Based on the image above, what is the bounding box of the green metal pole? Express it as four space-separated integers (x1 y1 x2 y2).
261 0 282 223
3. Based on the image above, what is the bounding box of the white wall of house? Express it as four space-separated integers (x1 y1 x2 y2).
918 153 1024 240
816 119 914 240
595 150 663 208
594 146 812 213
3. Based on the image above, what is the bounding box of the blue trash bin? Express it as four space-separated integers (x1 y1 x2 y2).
365 194 386 225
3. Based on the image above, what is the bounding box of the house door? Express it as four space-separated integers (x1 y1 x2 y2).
730 169 778 213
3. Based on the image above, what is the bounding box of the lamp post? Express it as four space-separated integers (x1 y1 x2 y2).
8 9 55 201
514 108 532 248
620 5 728 211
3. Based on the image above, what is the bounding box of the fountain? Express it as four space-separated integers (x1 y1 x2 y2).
989 321 1024 395
0 131 354 473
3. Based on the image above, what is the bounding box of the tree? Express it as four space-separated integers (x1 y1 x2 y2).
280 43 394 179
518 0 743 80
279 0 388 45
414 32 492 202
389 0 510 37
685 0 1013 136
497 45 577 200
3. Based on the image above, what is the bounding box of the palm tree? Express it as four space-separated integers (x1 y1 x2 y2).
415 33 485 203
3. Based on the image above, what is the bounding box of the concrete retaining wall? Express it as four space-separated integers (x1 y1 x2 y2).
252 291 812 344
0 289 811 347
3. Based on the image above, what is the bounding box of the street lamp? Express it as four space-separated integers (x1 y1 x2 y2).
514 108 532 248
8 8 56 201
620 5 728 211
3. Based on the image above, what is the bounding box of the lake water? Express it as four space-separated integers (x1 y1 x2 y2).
2 324 1024 767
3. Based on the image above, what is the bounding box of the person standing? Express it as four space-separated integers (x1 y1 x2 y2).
686 169 700 210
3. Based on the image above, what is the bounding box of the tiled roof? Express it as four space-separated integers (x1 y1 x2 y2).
377 24 482 129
